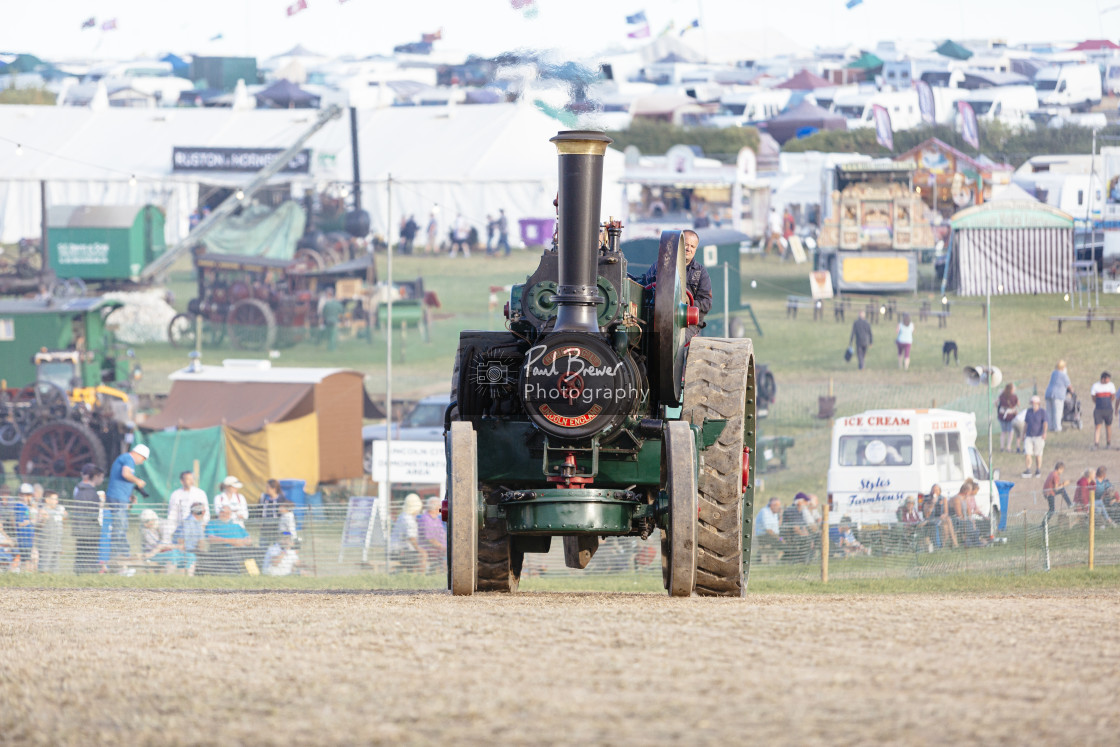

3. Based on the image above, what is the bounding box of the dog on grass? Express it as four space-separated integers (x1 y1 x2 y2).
942 340 958 366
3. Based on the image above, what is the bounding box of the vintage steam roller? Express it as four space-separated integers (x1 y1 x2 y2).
444 131 756 597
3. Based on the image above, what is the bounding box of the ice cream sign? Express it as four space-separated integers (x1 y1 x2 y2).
841 414 911 427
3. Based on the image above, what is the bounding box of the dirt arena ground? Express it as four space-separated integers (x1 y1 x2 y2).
1 588 1117 745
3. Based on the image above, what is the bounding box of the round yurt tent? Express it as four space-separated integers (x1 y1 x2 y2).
946 200 1074 296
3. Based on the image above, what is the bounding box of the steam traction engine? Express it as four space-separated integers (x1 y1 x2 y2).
445 131 757 597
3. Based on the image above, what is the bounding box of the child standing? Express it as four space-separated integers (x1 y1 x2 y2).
35 491 65 573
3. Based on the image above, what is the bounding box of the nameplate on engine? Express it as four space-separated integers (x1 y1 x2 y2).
539 404 603 428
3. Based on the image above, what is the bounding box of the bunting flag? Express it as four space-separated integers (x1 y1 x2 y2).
915 80 935 125
625 11 647 24
846 0 863 7
511 0 534 7
627 23 651 39
421 29 443 43
679 19 700 35
958 100 980 149
286 0 308 17
81 17 96 30
209 32 224 41
101 18 118 31
657 21 675 37
871 104 893 150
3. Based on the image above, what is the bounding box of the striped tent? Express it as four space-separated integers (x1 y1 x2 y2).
947 201 1074 296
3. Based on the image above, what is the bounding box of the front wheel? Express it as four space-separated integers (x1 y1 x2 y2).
448 421 478 596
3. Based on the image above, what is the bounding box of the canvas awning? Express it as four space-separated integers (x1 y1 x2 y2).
936 40 973 60
140 381 314 431
776 69 833 90
846 52 883 70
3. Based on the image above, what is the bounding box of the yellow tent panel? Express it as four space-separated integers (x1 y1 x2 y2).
224 413 321 502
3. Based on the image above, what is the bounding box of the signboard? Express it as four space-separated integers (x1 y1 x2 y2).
57 241 110 265
809 271 834 299
1101 147 1120 260
340 496 378 549
370 440 446 483
171 147 312 174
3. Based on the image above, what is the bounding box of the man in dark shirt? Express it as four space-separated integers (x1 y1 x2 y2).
849 310 873 370
780 493 811 563
72 463 105 574
638 229 713 342
1022 395 1048 478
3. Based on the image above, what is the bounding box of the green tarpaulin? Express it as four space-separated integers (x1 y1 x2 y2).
133 427 227 514
199 201 307 260
936 40 973 60
846 52 884 70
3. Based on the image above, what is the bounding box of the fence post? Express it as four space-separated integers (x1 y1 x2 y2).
821 500 829 584
1042 515 1051 572
1089 490 1096 571
1022 510 1027 575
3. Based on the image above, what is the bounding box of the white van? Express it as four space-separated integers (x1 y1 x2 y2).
827 409 999 527
1033 63 1103 112
960 85 1039 129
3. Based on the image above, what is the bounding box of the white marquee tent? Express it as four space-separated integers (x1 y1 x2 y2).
0 103 625 246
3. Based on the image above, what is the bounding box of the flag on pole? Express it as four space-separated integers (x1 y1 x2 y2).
871 104 893 150
679 19 700 36
627 23 651 39
846 0 863 8
101 18 118 31
209 32 224 41
286 0 308 17
625 11 647 24
511 0 533 7
915 80 935 125
81 17 96 30
421 29 443 43
958 100 980 149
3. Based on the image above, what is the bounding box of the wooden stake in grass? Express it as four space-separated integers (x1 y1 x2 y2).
821 500 829 584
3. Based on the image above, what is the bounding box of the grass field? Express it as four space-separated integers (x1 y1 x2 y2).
140 248 1120 514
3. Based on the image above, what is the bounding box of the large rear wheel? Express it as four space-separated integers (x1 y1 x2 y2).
682 337 755 597
19 420 107 478
448 421 478 596
227 298 277 351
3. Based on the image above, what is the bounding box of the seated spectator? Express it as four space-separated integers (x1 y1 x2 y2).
926 484 957 549
214 476 249 527
800 493 822 557
35 491 65 573
780 494 811 563
949 479 982 547
258 480 284 548
1073 469 1095 513
199 504 253 574
390 494 427 573
417 496 447 574
896 496 927 552
1095 467 1119 527
276 499 298 543
139 509 194 573
754 498 784 559
0 521 15 568
263 532 302 577
837 520 871 557
1042 461 1073 522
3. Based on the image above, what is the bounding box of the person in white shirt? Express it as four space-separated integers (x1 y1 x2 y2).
1089 371 1118 450
213 476 249 527
263 532 301 576
167 471 209 540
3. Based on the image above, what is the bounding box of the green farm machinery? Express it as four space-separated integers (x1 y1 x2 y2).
444 131 757 597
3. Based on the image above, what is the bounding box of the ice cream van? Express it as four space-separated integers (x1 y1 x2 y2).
827 409 999 527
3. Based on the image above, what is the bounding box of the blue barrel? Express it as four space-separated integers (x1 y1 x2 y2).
994 480 1013 531
279 479 307 529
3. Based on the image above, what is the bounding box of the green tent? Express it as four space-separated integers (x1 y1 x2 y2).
936 40 973 60
132 427 228 514
846 52 884 70
0 53 44 73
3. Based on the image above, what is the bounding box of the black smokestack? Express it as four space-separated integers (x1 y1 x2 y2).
549 130 612 334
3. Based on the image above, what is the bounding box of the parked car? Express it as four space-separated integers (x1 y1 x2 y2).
362 394 451 471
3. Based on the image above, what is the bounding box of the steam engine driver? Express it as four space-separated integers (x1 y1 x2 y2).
635 229 712 342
